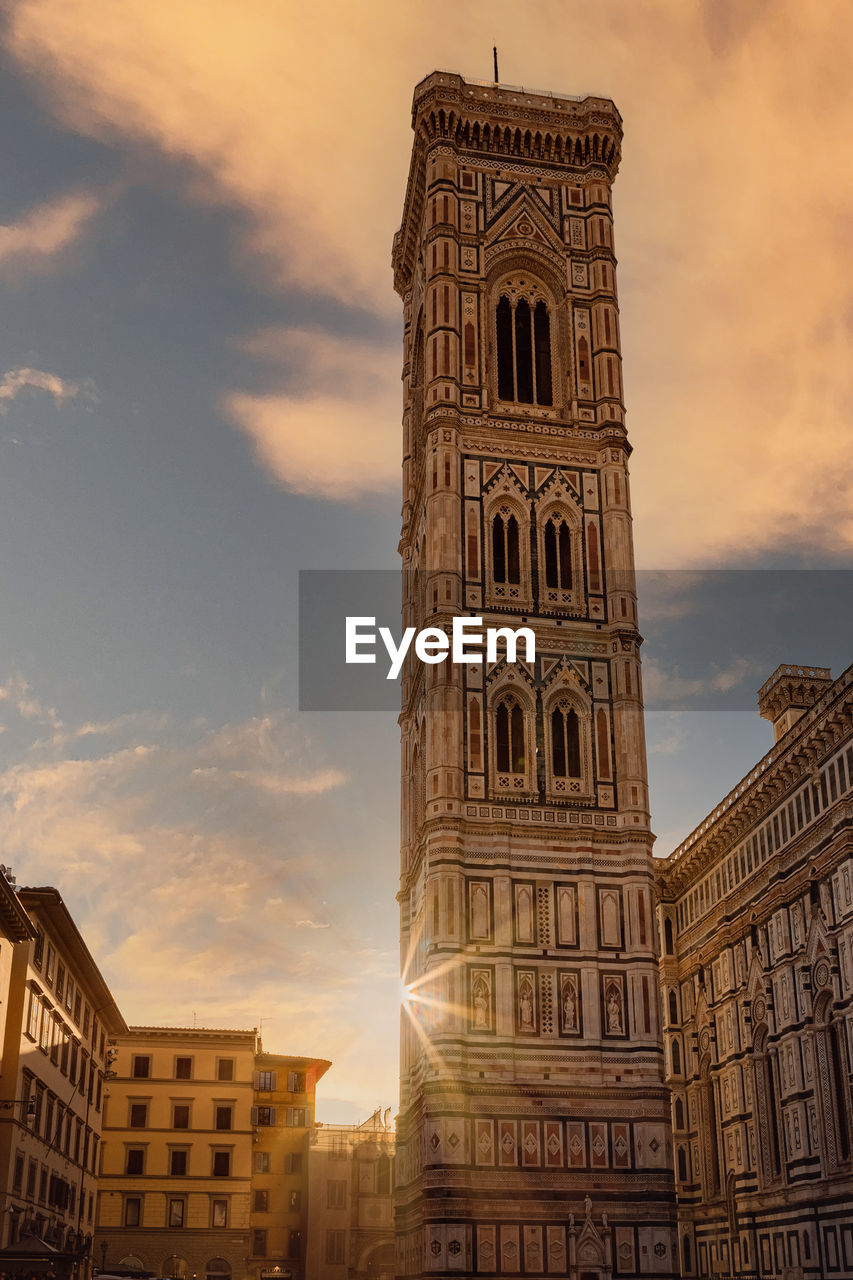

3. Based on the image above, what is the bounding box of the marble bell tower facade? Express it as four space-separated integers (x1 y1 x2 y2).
391 72 676 1280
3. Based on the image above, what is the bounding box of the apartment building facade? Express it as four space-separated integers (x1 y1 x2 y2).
248 1052 330 1280
305 1110 394 1280
0 885 126 1258
95 1026 257 1280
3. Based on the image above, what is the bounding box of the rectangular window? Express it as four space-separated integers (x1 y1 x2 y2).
124 1196 141 1228
73 991 81 1023
212 1150 231 1177
33 927 44 968
253 1189 269 1212
289 1189 301 1211
64 978 73 1014
82 1003 90 1036
326 1229 346 1265
173 1103 190 1129
287 1071 305 1093
131 1055 151 1079
45 944 56 984
829 762 838 803
286 1107 307 1127
252 1230 267 1258
26 991 40 1040
215 1105 233 1131
253 1151 270 1173
216 1058 234 1081
254 1105 275 1126
284 1152 303 1174
288 1231 302 1260
12 1152 24 1193
256 1070 275 1091
39 1168 47 1203
26 1160 37 1199
174 1057 192 1080
125 1149 144 1175
129 1103 148 1128
170 1150 188 1176
169 1198 185 1228
55 962 65 1003
212 1199 228 1228
327 1180 346 1209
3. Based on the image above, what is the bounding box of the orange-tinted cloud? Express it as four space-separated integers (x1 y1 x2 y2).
0 189 99 272
0 366 95 410
225 327 399 498
6 0 853 551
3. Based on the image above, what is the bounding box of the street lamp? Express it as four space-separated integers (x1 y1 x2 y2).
0 1094 36 1120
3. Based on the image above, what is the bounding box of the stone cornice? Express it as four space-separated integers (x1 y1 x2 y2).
393 71 622 296
658 661 853 894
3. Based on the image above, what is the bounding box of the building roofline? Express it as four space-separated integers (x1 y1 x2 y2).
660 659 853 886
0 872 36 943
256 1052 332 1079
124 1025 258 1040
18 887 127 1033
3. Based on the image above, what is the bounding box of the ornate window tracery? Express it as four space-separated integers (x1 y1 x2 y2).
543 689 594 803
489 689 534 798
495 280 554 407
536 502 582 613
485 496 531 609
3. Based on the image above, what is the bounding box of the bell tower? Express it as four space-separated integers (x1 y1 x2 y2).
392 72 676 1279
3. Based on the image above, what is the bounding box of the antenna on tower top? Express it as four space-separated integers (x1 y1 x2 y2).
493 45 499 84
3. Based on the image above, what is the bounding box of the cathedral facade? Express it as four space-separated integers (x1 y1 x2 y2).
657 663 853 1280
392 73 676 1280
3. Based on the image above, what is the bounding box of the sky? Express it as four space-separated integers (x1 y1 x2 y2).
0 0 850 1121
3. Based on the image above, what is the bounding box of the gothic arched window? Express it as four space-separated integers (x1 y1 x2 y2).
496 291 553 406
496 698 526 774
544 515 572 590
675 1097 685 1130
551 703 581 779
669 989 678 1025
492 511 520 585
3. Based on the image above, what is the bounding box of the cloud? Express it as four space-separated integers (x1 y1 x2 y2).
224 328 399 498
0 684 399 1115
0 367 96 411
6 1 853 542
4 0 410 309
0 189 100 273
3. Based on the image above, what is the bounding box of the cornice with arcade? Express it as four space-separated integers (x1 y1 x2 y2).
662 809 849 962
660 664 853 894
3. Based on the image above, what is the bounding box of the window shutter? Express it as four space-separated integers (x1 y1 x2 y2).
270 1070 277 1090
252 1072 259 1089
269 1106 277 1126
250 1107 258 1125
287 1071 297 1092
285 1107 294 1127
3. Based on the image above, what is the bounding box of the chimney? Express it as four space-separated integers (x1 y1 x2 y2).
757 664 833 742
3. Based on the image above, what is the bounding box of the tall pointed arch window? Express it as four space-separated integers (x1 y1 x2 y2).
491 691 532 796
495 284 553 406
551 701 581 780
538 505 581 612
496 698 525 774
487 499 530 607
492 511 520 585
544 515 572 589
